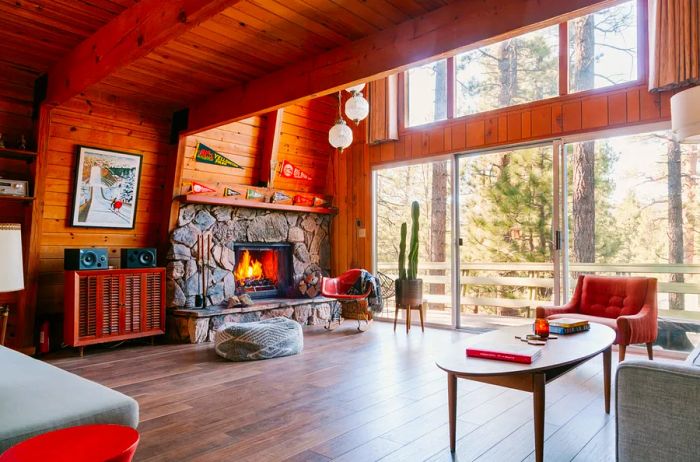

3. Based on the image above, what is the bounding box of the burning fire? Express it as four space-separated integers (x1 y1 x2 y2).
234 250 264 282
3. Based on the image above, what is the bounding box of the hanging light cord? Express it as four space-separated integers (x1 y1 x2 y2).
337 91 342 121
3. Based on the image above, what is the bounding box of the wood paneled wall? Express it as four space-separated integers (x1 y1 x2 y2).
332 83 672 273
172 96 336 221
36 91 174 316
276 97 336 194
179 116 267 195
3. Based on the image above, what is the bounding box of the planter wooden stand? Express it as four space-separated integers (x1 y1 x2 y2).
394 302 425 333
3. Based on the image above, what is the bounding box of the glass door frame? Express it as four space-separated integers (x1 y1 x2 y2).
453 141 563 329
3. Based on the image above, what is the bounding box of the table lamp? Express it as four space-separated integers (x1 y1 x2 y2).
0 224 24 346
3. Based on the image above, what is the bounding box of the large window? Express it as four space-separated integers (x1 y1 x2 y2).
405 0 640 128
406 59 448 127
568 1 638 93
455 26 559 116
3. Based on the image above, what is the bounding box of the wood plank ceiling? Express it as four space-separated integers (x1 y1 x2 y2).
91 0 452 111
0 0 137 106
1 0 452 116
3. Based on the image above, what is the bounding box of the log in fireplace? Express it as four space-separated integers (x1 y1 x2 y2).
231 243 293 299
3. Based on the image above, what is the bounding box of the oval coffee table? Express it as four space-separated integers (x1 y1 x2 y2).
435 322 615 462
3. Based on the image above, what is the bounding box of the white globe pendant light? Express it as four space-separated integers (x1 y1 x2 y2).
328 92 353 151
328 117 353 151
345 92 369 124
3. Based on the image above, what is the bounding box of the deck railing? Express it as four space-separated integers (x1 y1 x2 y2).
377 261 700 322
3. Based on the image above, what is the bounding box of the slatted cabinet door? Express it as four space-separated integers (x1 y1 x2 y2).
124 274 142 334
100 275 121 337
64 268 166 350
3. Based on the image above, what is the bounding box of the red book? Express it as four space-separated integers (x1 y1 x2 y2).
466 342 542 364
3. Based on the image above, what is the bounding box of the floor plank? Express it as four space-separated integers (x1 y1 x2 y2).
45 321 660 461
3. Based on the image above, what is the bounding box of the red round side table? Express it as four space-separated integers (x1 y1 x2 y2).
0 424 139 462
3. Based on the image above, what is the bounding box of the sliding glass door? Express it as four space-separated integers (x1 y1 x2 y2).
374 160 453 326
456 144 559 328
372 127 699 352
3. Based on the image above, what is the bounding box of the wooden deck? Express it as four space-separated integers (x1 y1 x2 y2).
46 321 669 461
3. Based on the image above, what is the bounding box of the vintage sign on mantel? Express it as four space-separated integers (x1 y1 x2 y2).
195 142 243 169
278 160 312 181
190 182 216 194
224 187 241 197
270 191 292 204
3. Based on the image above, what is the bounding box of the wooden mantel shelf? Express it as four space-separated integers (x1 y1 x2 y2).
178 194 337 215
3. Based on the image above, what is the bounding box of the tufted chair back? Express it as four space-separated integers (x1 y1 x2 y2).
576 276 652 318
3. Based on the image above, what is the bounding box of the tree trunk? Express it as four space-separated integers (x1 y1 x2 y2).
572 143 596 263
684 146 697 264
570 14 596 264
434 61 447 120
429 161 449 310
497 39 518 107
668 139 685 310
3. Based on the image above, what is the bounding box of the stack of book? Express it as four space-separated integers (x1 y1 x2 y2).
549 318 590 334
466 342 543 364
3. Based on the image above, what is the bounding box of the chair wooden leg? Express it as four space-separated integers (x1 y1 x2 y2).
646 342 654 360
0 305 8 347
393 305 399 332
619 344 627 362
418 305 425 332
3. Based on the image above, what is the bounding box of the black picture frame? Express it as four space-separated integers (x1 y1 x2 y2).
70 146 143 229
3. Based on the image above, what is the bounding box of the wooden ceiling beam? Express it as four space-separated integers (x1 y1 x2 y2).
186 0 607 134
45 0 243 106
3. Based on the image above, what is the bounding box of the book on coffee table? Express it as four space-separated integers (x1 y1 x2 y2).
548 318 589 328
466 342 543 364
549 318 590 335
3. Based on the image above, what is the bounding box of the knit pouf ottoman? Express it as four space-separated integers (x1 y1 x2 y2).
215 317 303 361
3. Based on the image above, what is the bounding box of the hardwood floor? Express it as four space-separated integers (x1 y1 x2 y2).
47 321 649 461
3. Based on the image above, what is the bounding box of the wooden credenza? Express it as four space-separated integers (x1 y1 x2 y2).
64 268 165 354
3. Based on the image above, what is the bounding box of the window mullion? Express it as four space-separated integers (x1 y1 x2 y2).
447 56 455 120
559 21 568 96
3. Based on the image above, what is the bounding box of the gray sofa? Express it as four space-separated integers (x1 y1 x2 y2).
0 346 138 452
616 346 700 462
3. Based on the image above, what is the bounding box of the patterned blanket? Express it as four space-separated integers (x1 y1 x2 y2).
347 270 384 313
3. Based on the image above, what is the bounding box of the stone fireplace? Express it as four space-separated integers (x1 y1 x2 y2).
232 242 293 299
165 203 333 343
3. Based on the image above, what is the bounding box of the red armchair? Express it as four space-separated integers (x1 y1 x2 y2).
536 275 658 362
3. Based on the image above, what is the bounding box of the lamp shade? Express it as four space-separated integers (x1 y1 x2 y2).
671 85 700 143
0 224 24 292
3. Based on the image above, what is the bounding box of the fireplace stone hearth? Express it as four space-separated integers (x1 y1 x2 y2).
165 204 331 341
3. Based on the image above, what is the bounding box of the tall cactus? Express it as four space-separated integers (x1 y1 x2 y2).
407 201 420 280
398 222 407 280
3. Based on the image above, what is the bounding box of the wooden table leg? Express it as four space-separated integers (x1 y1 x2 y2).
533 373 545 462
448 373 457 452
406 305 411 333
603 346 611 414
393 305 399 332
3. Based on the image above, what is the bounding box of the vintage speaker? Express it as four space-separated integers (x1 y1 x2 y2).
64 248 108 270
121 248 157 268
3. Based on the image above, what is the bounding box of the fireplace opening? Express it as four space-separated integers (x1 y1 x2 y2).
232 243 293 299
